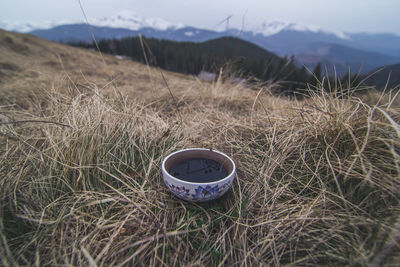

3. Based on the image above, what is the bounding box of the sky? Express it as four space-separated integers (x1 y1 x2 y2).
1 0 400 35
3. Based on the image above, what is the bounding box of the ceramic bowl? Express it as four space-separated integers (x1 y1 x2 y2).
162 148 236 202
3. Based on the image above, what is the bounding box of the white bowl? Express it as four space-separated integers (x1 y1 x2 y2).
162 148 236 202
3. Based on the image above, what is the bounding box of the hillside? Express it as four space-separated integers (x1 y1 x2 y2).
30 24 140 43
82 36 311 90
295 42 400 76
0 29 195 107
365 62 400 89
1 30 400 266
30 24 225 44
201 37 279 60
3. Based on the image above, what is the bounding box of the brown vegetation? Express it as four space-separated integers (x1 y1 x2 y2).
1 30 399 266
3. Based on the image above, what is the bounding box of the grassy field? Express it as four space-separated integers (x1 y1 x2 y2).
1 29 400 266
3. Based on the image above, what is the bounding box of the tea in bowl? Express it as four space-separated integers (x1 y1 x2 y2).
162 148 236 202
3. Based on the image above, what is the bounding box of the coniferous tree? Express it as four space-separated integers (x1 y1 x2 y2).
312 63 322 83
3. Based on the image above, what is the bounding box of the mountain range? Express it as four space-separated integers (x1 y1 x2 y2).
2 11 400 77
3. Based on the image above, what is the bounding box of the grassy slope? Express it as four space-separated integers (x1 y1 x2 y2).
0 29 195 107
1 30 400 266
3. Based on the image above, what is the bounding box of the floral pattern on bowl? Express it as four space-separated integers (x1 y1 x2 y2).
164 180 191 199
191 181 233 201
165 179 233 202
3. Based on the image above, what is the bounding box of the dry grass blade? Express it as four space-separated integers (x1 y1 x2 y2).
81 246 98 267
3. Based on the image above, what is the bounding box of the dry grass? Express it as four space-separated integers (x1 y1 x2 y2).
1 30 400 266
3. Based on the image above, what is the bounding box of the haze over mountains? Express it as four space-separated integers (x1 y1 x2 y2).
2 11 400 77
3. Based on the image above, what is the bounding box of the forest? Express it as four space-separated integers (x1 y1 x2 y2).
72 36 323 93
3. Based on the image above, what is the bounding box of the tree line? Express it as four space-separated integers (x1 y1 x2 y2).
71 36 327 93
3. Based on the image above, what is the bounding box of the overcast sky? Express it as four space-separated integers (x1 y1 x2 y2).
2 0 400 34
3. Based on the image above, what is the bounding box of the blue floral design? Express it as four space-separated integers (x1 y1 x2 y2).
164 180 191 199
219 180 233 193
191 185 221 201
165 180 233 201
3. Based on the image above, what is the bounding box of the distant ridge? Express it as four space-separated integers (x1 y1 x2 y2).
365 63 400 89
3 11 400 76
294 43 400 76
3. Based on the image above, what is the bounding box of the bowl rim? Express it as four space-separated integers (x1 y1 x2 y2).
162 148 236 185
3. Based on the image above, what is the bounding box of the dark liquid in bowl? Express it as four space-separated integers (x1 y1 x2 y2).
169 158 228 183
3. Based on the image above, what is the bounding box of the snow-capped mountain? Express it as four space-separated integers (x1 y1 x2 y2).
89 11 184 31
0 20 65 33
1 10 343 39
253 20 318 36
0 11 184 33
1 10 352 46
2 10 400 76
251 20 348 39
